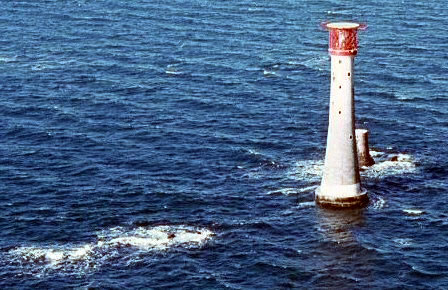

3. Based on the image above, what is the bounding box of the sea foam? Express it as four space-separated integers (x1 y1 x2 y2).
8 225 213 275
289 152 417 183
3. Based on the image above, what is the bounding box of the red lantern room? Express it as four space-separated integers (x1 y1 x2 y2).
324 22 365 56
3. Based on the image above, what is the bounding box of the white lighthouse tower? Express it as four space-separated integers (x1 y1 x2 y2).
315 22 368 208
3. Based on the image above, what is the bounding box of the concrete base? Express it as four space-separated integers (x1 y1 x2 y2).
315 186 368 209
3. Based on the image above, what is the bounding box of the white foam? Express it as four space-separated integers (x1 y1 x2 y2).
266 187 299 196
110 236 169 249
106 226 213 250
68 244 93 260
248 149 262 156
371 196 386 209
10 243 94 267
266 186 317 201
165 69 183 75
393 238 413 247
263 69 277 76
370 150 385 157
287 159 323 183
297 201 315 209
9 225 213 274
299 185 319 193
403 209 424 216
288 152 417 183
367 154 417 178
165 64 183 75
11 247 68 265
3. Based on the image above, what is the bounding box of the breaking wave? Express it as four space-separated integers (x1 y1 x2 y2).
288 152 417 184
6 225 213 276
365 153 417 178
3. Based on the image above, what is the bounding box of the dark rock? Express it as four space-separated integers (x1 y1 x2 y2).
390 156 398 162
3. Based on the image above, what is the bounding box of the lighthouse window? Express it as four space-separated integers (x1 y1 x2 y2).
348 72 351 76
338 60 342 64
338 111 341 114
339 85 342 89
350 135 353 139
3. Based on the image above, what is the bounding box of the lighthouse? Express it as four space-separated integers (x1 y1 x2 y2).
315 22 368 208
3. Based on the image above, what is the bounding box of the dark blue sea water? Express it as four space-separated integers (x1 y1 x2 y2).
1 0 448 288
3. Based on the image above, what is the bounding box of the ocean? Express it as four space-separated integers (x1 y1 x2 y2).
1 0 447 288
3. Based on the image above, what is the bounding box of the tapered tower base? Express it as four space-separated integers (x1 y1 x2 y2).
315 186 368 209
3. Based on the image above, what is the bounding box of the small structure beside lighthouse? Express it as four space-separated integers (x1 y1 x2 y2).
356 128 375 167
315 22 368 208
